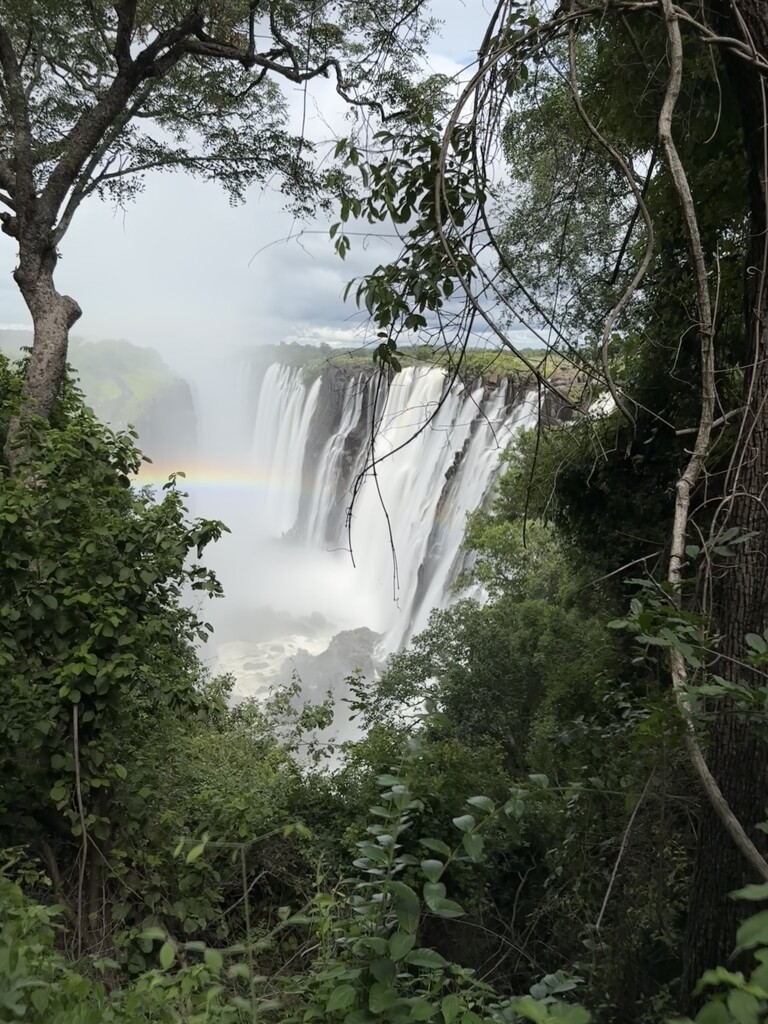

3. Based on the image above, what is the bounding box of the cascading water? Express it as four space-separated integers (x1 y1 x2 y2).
250 364 323 536
243 362 540 649
148 354 542 714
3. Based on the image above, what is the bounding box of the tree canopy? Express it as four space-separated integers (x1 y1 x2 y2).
0 0 436 463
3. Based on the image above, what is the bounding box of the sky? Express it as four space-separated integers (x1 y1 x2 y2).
0 0 496 379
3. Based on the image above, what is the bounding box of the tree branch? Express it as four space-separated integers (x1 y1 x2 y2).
0 156 14 193
39 12 205 226
0 20 34 210
53 82 154 243
676 407 744 435
113 0 137 69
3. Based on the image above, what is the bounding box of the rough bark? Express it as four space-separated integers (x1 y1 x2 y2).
681 0 768 1003
4 242 82 469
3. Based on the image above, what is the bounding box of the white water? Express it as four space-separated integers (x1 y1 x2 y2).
173 358 540 699
251 364 323 536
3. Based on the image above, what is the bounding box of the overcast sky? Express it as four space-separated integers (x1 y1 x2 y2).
0 0 497 378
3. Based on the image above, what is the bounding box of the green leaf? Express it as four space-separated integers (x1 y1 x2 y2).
409 999 436 1020
429 897 465 919
737 911 768 949
159 942 175 970
695 1002 733 1024
204 948 223 974
406 947 447 969
420 838 452 858
727 990 759 1024
389 931 416 960
731 883 768 901
421 859 444 882
442 994 461 1023
30 988 50 1014
228 964 254 981
371 958 396 986
389 881 420 933
369 982 397 1013
452 814 475 833
186 843 206 865
551 1007 591 1024
356 937 388 955
512 996 550 1023
466 795 495 813
326 984 356 1013
377 774 404 787
424 881 446 905
462 834 484 862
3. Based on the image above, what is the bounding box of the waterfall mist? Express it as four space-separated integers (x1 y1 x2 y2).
138 351 540 729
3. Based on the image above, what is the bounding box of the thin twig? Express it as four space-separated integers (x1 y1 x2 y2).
72 704 89 956
595 770 654 932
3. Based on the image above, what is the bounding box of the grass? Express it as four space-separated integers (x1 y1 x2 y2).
259 341 566 384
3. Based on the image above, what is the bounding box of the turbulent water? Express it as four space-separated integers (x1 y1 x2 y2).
145 357 541 711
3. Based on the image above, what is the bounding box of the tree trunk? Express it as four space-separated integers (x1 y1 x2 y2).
681 0 768 1003
4 246 82 469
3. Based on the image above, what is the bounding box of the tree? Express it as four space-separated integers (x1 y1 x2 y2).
332 0 768 1003
0 0 433 467
0 356 227 951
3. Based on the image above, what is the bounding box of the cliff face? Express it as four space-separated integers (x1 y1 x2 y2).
130 377 198 464
1 331 198 461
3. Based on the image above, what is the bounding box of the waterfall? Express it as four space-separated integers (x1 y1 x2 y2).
247 362 540 650
250 364 323 536
135 350 543 711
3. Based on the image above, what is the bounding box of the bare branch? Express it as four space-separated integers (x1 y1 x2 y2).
676 407 744 435
595 769 655 932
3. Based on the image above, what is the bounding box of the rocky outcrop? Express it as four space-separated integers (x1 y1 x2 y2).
132 377 198 464
279 626 381 702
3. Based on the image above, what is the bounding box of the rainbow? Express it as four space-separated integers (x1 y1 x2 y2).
131 462 302 495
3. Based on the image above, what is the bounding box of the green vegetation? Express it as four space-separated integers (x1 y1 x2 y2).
1 352 766 1024
0 333 192 434
67 340 189 430
3 0 768 1019
262 342 563 386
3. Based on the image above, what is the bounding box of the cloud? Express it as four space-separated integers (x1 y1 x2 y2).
282 324 375 348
